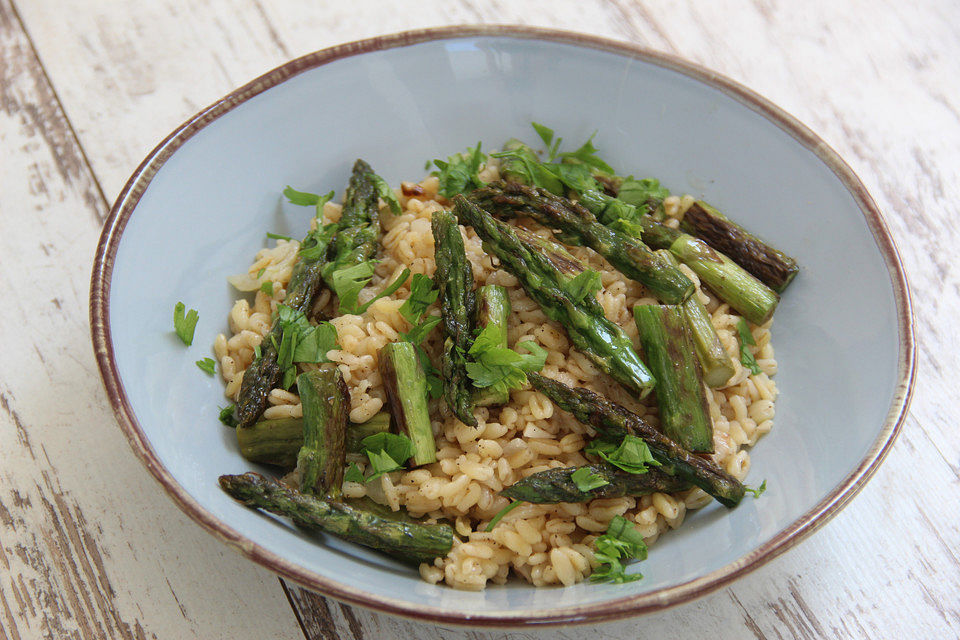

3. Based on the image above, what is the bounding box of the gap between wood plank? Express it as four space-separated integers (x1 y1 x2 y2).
8 0 110 218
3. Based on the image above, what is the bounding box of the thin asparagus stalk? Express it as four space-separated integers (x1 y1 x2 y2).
320 159 383 287
634 305 714 453
501 463 689 503
657 250 735 387
527 373 745 507
453 196 656 398
379 342 437 466
236 160 385 428
473 285 512 407
471 182 694 304
237 412 391 468
219 472 454 564
432 208 478 426
681 200 799 293
295 365 348 497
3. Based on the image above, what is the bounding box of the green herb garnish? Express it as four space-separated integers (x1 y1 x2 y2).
196 357 216 375
399 274 439 324
737 318 763 375
571 467 610 492
465 328 547 398
584 435 661 475
370 174 402 215
485 500 522 532
173 301 199 346
260 281 274 296
590 515 647 584
356 432 415 482
745 479 767 498
563 269 603 304
218 405 238 428
432 142 487 198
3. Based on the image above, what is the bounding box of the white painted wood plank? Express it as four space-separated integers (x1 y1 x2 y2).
9 0 960 637
0 2 304 638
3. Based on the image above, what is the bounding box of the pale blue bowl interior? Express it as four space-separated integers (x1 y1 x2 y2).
109 35 899 616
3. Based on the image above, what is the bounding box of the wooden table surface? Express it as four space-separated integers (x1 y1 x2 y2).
2 1 958 638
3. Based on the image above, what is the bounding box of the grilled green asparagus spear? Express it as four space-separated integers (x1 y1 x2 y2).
634 305 714 453
234 229 333 429
321 159 383 288
453 196 656 397
219 472 454 564
527 373 745 507
681 200 799 293
237 412 390 468
473 285 512 407
237 417 303 468
471 182 694 304
656 250 735 387
379 342 437 466
236 160 385 428
432 208 478 426
501 463 689 503
295 366 348 497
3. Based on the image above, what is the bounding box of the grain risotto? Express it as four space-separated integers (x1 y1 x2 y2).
212 130 790 590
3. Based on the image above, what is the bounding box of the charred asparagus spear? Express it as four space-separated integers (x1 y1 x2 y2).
379 342 437 466
219 472 454 564
473 285 512 407
634 305 714 453
527 373 745 507
237 412 390 468
453 196 656 398
471 182 694 304
656 250 735 387
501 463 689 503
235 160 384 428
681 200 799 293
320 159 383 288
432 208 478 426
295 366 349 497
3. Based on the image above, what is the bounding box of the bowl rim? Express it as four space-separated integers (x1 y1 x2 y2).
89 24 916 627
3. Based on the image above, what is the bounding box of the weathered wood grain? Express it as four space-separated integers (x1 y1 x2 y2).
6 0 960 638
0 2 303 638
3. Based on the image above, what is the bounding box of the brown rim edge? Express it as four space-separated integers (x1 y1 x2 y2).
89 25 916 628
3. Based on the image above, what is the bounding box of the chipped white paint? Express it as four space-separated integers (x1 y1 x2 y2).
4 0 959 638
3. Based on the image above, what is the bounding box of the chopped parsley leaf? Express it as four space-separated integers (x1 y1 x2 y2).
266 232 293 241
173 301 199 346
399 274 438 324
465 329 547 398
218 405 238 428
485 500 522 532
432 142 487 198
584 435 660 475
745 479 767 498
260 281 274 296
563 269 603 304
571 467 610 492
590 515 647 584
195 357 216 375
737 318 763 375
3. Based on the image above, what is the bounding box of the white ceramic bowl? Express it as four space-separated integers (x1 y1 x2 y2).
91 26 914 626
